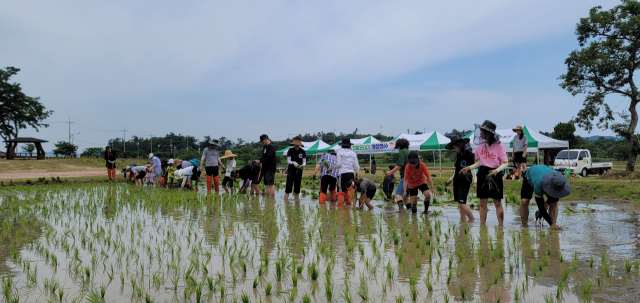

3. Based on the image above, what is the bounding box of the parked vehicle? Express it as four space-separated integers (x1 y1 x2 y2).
553 149 613 177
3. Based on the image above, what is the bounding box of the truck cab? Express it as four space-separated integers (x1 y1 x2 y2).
553 149 612 177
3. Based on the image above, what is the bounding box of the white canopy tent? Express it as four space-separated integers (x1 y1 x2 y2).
391 131 451 176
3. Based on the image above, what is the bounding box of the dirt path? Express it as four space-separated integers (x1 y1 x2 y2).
0 170 106 179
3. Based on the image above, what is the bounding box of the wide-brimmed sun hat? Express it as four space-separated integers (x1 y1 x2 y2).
290 136 304 147
148 153 154 159
445 135 470 150
220 150 237 159
408 151 420 164
541 172 572 199
512 125 523 132
339 137 353 147
474 120 497 135
208 139 220 146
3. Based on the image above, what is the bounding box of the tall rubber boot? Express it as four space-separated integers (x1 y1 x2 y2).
345 188 353 205
206 176 212 193
422 199 431 214
337 192 345 206
329 189 337 202
411 203 418 214
213 176 220 193
319 193 328 204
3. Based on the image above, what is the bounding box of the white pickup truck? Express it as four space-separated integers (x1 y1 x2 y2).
553 149 613 177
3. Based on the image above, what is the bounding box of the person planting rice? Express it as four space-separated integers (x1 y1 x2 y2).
512 125 528 182
352 178 376 210
284 136 307 201
201 139 226 194
256 134 276 198
520 165 571 230
145 163 154 184
403 151 437 214
382 165 396 200
445 135 476 221
220 150 237 194
149 153 162 186
235 161 262 195
174 165 196 190
312 149 339 204
166 159 176 189
128 165 147 185
460 120 509 226
385 138 410 211
122 164 137 183
104 146 117 182
327 138 359 206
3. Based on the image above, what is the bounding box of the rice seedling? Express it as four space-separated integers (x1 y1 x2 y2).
543 291 554 303
357 274 368 300
325 278 333 301
604 263 613 277
240 291 250 303
443 293 449 303
581 281 592 295
559 251 564 263
514 286 520 301
265 282 272 296
590 256 594 268
302 293 311 303
597 276 602 287
625 259 632 272
562 267 570 282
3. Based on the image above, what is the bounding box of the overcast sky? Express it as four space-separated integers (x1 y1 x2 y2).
1 0 623 152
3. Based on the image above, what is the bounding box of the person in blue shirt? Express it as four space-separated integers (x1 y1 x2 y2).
520 165 572 229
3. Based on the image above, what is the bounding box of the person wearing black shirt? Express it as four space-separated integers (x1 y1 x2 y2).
445 136 476 221
284 136 306 200
104 146 117 181
236 162 262 195
256 134 276 198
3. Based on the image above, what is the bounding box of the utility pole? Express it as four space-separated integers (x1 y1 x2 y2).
122 128 128 152
65 118 74 144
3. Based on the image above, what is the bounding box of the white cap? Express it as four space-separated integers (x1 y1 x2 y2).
148 153 154 159
168 159 174 164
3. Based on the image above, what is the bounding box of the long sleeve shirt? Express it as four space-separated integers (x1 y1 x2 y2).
332 149 360 175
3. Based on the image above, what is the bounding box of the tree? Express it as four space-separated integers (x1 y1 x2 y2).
81 147 104 158
552 122 580 148
52 141 78 158
0 67 53 143
559 0 640 171
21 143 35 157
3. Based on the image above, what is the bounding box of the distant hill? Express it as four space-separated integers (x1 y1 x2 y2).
582 135 623 141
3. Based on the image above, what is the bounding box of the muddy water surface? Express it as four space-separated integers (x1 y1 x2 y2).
0 185 639 303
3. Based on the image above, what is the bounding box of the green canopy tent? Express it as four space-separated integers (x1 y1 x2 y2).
275 140 332 156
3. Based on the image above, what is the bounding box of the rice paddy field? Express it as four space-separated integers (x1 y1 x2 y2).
0 181 639 303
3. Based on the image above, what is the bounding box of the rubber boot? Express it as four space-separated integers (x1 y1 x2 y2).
422 199 431 214
107 169 112 181
206 176 212 193
337 192 345 206
329 189 337 202
411 203 418 214
406 203 412 210
397 200 404 211
213 176 220 193
319 193 328 204
345 189 353 205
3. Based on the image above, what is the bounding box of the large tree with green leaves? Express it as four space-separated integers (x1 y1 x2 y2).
560 0 640 171
552 122 580 148
0 67 53 144
52 141 78 158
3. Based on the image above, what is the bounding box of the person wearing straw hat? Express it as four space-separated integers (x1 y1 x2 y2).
445 135 476 221
460 120 509 226
284 136 307 200
201 139 226 194
327 138 360 206
512 125 528 182
220 150 238 194
520 165 571 229
313 148 339 204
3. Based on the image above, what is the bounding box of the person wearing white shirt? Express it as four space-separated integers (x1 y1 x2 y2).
327 138 360 206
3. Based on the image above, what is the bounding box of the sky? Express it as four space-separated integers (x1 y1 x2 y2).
1 0 624 152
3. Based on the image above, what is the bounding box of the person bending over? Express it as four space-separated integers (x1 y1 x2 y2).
520 165 572 230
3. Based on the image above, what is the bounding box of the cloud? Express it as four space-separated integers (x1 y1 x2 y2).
0 0 620 151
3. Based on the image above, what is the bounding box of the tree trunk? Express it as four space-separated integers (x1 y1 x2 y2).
626 101 639 172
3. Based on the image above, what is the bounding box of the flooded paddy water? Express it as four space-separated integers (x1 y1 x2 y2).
0 184 639 303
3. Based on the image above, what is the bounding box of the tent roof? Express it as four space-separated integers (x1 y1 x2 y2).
319 136 382 152
464 125 568 151
392 131 451 150
276 140 331 156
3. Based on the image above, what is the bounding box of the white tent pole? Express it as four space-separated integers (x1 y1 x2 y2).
369 154 372 173
433 150 435 170
439 150 442 178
